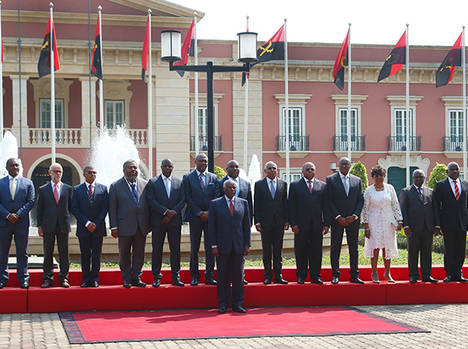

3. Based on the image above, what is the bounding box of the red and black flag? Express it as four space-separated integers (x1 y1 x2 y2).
141 16 150 80
436 33 462 87
241 72 249 86
174 19 195 77
38 16 60 78
91 15 102 80
257 24 285 63
333 29 349 90
377 31 406 82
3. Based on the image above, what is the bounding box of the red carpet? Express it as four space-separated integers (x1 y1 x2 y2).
59 306 428 344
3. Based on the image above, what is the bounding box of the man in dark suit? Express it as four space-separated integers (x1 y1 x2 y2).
0 158 35 289
219 160 253 285
109 160 151 288
400 169 440 283
326 157 364 284
37 162 73 288
146 159 185 287
209 179 251 314
183 153 219 286
433 161 468 282
254 161 289 284
71 166 108 288
289 162 330 284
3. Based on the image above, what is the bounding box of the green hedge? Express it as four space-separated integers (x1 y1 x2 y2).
350 161 368 193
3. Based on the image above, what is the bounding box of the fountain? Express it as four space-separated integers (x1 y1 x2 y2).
0 131 21 177
247 154 261 185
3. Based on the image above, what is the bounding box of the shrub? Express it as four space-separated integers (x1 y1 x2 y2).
350 161 368 193
214 165 226 179
427 163 447 189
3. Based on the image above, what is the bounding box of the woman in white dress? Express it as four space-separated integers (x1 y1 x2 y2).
362 166 403 283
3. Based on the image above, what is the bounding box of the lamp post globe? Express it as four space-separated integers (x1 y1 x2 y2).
161 30 181 62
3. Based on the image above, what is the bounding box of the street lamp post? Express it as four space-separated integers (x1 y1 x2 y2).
161 30 257 173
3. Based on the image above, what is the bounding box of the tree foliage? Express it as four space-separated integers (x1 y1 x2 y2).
350 161 368 193
427 163 448 189
214 165 227 179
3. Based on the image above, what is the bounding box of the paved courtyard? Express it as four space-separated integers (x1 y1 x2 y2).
0 303 467 348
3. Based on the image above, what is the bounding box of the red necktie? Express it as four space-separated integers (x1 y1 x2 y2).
229 199 234 216
54 184 60 204
308 180 313 193
454 180 460 200
88 184 94 204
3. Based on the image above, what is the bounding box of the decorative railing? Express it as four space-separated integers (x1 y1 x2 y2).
333 135 366 151
276 135 310 151
387 136 421 152
190 136 222 151
107 128 148 147
29 128 81 146
443 136 464 152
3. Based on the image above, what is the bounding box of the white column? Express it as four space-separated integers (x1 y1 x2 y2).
79 76 96 146
11 75 29 142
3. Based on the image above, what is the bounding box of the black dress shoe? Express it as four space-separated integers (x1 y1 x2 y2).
90 281 99 287
60 280 70 288
218 306 227 314
131 280 146 287
0 282 5 289
153 279 161 288
172 279 184 287
331 276 339 284
443 276 453 283
123 281 132 288
297 277 305 284
263 278 272 285
41 280 53 288
350 277 364 284
273 277 288 284
409 277 418 283
191 277 199 286
205 278 217 286
311 278 323 285
232 306 247 313
80 282 89 288
243 279 248 285
458 277 468 282
422 276 438 283
20 282 29 289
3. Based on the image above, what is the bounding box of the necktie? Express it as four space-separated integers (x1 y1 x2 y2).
10 177 17 200
199 173 205 191
418 187 424 201
343 176 349 196
164 178 170 198
88 184 94 204
131 183 138 203
229 199 234 216
454 180 460 200
269 180 276 198
308 179 313 193
54 184 60 204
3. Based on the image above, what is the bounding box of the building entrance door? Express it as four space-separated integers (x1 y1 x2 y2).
387 166 418 197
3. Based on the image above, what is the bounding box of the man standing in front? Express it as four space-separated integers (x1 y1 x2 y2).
400 169 440 283
71 166 109 288
288 162 329 284
109 160 150 288
433 162 468 282
37 163 73 288
209 180 251 314
183 153 219 286
0 158 35 289
326 157 364 284
254 161 289 284
146 159 185 287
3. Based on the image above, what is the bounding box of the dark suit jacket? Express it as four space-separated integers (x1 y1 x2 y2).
183 170 219 220
399 185 439 233
108 177 150 236
254 177 288 227
326 172 364 220
71 182 109 238
37 182 73 233
0 175 35 230
208 196 251 255
288 178 330 233
433 178 468 232
218 176 253 224
146 175 185 228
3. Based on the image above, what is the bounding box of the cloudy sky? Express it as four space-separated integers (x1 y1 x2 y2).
171 0 467 47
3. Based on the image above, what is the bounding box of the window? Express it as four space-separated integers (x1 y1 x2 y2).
195 106 208 137
394 108 414 140
447 109 464 151
105 100 125 128
281 171 302 183
280 107 306 151
337 108 359 150
39 99 64 128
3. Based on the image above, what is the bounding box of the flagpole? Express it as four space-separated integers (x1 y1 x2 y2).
405 24 410 187
194 12 199 155
0 1 3 142
462 26 467 179
50 2 56 164
347 23 351 160
147 9 153 177
98 5 104 133
284 18 290 183
243 15 249 170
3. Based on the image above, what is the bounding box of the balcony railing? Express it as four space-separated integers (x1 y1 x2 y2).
333 135 366 152
107 128 148 147
387 136 421 152
276 135 309 151
190 136 222 151
29 128 81 146
443 136 465 151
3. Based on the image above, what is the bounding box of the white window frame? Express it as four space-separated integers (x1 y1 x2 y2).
280 169 302 183
104 99 125 129
39 98 65 128
279 105 305 151
391 107 416 139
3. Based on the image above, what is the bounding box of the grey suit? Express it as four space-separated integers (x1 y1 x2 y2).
109 177 150 283
400 185 439 279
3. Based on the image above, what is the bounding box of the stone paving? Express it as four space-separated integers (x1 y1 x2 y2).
0 304 467 348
